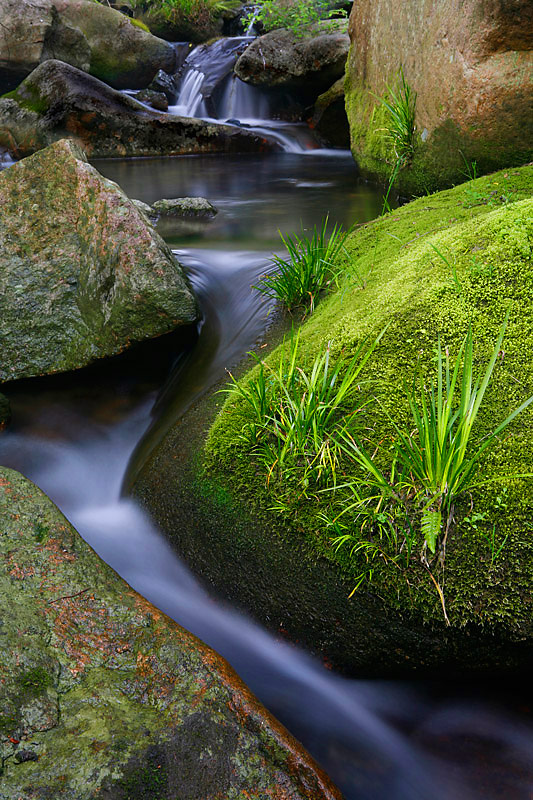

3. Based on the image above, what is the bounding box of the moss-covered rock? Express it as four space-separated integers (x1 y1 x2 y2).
0 0 176 92
344 0 533 194
0 467 341 799
133 165 533 676
0 60 278 160
0 138 199 382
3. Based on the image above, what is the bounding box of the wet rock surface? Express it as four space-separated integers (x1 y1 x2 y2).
0 60 278 159
0 138 198 382
235 20 349 100
0 0 176 92
310 78 350 148
0 466 342 799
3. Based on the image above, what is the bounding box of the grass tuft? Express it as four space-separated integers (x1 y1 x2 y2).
255 217 352 314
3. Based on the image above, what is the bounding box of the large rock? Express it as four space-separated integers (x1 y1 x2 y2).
0 0 176 92
0 60 278 159
0 138 198 382
235 20 350 101
132 166 533 678
0 467 341 799
345 0 533 193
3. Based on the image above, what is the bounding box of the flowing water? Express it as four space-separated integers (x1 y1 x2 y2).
1 145 533 797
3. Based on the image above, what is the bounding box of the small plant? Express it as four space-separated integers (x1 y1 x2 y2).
244 0 346 37
224 329 385 499
374 68 417 214
255 217 352 314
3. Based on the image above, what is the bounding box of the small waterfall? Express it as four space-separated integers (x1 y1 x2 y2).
218 74 270 121
242 4 261 36
168 69 206 117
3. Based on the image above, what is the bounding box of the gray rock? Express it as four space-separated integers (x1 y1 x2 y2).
0 0 176 92
235 20 349 100
152 197 218 218
0 138 199 382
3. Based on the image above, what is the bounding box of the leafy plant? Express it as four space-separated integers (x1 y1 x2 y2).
255 217 352 314
224 329 385 499
244 0 346 37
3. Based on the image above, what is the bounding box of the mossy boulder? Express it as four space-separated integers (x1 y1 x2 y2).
235 20 350 102
345 0 533 194
0 466 341 799
0 60 278 159
0 138 199 382
0 0 176 92
133 165 533 676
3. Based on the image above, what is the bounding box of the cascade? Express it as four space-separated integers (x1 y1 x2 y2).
168 69 206 117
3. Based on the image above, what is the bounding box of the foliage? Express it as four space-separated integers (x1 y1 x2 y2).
373 68 417 212
244 0 346 37
255 217 352 314
223 329 385 501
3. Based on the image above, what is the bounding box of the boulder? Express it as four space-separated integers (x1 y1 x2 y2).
0 466 341 799
0 60 278 159
0 0 176 92
0 138 199 382
152 197 218 218
345 0 533 193
310 78 350 148
235 20 350 101
132 166 533 678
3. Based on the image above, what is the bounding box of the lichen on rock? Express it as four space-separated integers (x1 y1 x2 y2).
0 466 342 799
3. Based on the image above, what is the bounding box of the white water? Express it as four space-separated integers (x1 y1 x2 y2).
168 69 207 117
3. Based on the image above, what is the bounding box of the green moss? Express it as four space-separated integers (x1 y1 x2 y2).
18 667 53 696
129 16 151 33
205 164 533 632
2 84 49 115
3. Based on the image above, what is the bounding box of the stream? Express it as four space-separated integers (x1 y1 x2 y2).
1 59 533 799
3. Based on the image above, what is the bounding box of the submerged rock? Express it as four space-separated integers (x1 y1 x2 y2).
0 60 278 159
0 0 176 92
345 0 533 192
235 20 350 101
0 138 198 382
152 197 218 218
0 466 341 799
